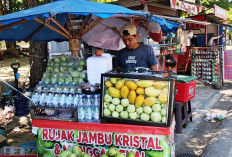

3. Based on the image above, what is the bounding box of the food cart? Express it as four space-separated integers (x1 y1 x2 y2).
30 55 177 157
0 0 187 156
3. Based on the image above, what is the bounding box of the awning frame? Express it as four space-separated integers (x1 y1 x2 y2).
152 14 211 25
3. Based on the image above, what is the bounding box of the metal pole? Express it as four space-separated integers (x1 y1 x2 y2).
0 78 31 101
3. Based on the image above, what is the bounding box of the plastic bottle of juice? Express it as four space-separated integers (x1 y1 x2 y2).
92 94 100 123
85 95 92 123
77 95 85 122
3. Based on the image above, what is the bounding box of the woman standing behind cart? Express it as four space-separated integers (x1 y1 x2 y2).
115 23 158 70
165 54 177 74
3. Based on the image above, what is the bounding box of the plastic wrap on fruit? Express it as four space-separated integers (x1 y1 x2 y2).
158 93 168 104
143 106 152 114
136 107 143 115
105 80 113 87
112 111 119 118
104 94 112 103
121 98 129 107
145 87 161 97
153 81 168 90
127 104 135 113
140 113 150 121
136 87 144 95
144 97 157 106
115 79 125 89
135 95 144 107
129 112 137 119
125 80 137 90
128 90 136 104
121 85 129 98
112 98 120 105
120 111 129 119
116 105 123 112
136 80 154 88
151 112 162 122
109 87 121 98
110 78 117 84
103 108 111 117
108 104 115 112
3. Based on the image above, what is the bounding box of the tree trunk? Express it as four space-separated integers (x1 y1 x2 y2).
23 0 49 87
9 0 13 13
5 41 19 57
29 41 48 87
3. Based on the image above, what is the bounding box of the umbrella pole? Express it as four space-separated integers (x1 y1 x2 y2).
69 39 79 58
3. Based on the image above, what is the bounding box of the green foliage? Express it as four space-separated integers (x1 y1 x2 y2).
199 0 232 24
13 0 27 12
0 0 50 15
200 0 232 11
178 0 232 24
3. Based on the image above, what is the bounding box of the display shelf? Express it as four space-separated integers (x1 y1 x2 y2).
100 71 175 127
150 43 179 47
30 106 77 122
192 46 219 49
191 47 221 84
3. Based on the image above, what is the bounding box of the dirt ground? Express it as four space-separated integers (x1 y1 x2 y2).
0 56 35 148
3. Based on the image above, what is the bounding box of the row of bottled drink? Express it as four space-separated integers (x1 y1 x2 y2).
77 94 101 123
30 81 101 123
34 81 82 94
31 92 76 108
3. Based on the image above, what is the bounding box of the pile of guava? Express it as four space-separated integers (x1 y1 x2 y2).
103 77 169 123
41 55 87 85
104 94 167 123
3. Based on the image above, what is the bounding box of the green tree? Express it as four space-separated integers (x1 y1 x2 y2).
200 0 232 24
200 0 232 11
0 0 27 57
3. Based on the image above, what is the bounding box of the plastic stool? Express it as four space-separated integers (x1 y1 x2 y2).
174 101 192 133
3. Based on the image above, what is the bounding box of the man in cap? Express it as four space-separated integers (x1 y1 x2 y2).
115 23 158 70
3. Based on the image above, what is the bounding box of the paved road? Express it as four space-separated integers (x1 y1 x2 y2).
175 81 232 157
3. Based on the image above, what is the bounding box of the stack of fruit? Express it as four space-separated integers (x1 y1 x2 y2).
103 78 169 123
57 145 89 157
42 54 86 85
101 146 135 157
57 146 135 157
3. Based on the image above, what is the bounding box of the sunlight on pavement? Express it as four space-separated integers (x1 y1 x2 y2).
7 138 14 143
0 57 30 92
